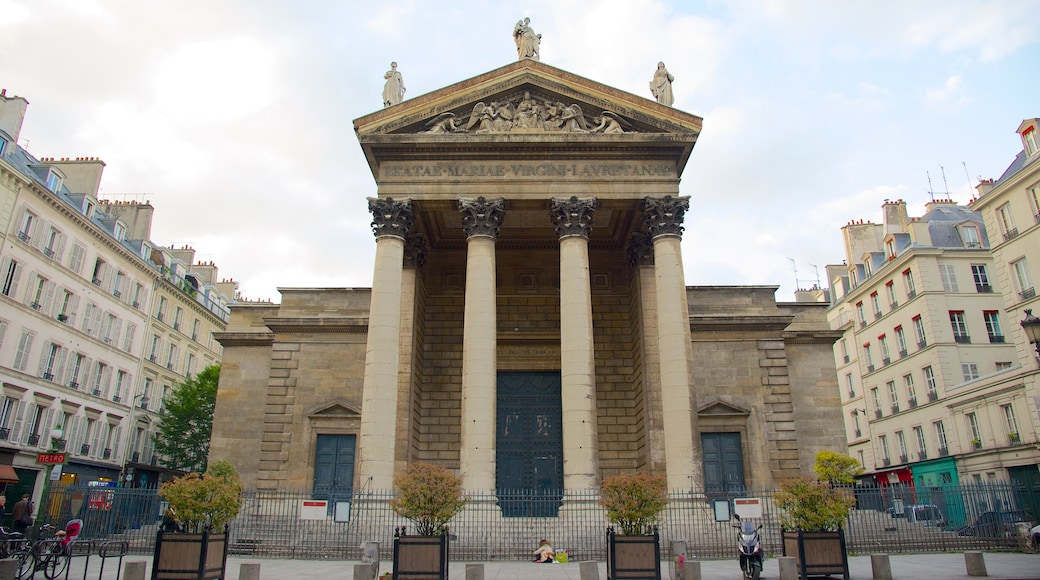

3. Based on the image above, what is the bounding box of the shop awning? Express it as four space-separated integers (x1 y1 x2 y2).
0 464 19 483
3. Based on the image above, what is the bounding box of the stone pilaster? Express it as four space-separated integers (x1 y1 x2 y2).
550 196 600 490
644 195 699 490
357 197 413 490
459 196 505 490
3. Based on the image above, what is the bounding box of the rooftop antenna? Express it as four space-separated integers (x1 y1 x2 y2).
926 171 936 201
787 257 799 290
962 161 973 197
939 164 950 197
807 263 822 289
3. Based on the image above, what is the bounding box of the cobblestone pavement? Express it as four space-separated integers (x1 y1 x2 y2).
65 551 1040 579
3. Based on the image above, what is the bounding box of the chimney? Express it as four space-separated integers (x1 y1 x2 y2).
882 199 909 235
46 158 107 197
975 179 996 198
0 89 30 146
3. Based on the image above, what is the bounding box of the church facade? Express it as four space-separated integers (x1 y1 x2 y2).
209 59 845 499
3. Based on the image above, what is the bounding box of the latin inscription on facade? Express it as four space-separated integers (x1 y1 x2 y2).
382 162 675 179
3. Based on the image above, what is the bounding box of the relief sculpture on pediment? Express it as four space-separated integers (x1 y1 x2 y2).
422 90 632 135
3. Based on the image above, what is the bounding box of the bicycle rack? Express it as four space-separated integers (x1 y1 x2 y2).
96 541 130 580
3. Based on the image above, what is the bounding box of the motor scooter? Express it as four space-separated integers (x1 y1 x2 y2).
732 513 764 580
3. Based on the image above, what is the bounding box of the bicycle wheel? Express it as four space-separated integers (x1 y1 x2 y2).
43 549 69 579
13 549 34 580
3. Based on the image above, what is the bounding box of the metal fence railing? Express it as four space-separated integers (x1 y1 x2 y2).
38 481 1037 561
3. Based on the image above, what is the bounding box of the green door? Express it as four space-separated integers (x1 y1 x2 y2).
496 372 563 517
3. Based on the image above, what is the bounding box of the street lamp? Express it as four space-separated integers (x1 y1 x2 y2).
119 392 149 487
1021 309 1040 359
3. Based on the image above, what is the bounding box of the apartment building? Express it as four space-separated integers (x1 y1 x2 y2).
0 89 235 501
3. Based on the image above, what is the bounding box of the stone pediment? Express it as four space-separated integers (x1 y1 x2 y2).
697 400 751 417
307 399 362 420
353 59 703 177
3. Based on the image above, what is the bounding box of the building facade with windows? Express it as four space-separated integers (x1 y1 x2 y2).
827 199 1024 491
210 59 846 502
966 117 1040 511
0 90 235 502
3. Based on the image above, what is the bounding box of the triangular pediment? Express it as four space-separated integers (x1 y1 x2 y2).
353 59 702 178
697 399 751 417
307 399 362 419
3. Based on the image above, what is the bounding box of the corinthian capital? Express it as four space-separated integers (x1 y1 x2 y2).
643 195 690 239
459 196 506 240
368 197 413 240
550 196 597 240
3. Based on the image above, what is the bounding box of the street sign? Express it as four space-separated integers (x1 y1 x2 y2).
36 452 67 464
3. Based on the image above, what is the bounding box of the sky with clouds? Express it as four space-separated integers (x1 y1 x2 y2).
2 0 1038 302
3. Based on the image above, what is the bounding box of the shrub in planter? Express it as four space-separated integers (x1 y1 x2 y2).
600 471 668 535
390 462 466 536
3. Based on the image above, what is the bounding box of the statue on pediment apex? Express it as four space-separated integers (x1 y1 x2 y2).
514 17 541 61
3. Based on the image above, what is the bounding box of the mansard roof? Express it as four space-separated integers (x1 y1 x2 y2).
353 59 703 179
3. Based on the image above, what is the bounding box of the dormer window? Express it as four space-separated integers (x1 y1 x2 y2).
114 222 126 241
885 240 896 259
84 201 94 218
959 225 981 248
45 169 63 192
1025 126 1038 156
0 135 7 156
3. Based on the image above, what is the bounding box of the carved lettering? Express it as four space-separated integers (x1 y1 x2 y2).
382 163 673 179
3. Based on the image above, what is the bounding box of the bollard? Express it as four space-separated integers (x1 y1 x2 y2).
778 556 798 580
353 561 378 580
0 559 17 580
465 563 484 580
870 553 892 580
964 551 988 577
579 560 600 580
124 561 147 580
681 559 701 580
239 562 262 580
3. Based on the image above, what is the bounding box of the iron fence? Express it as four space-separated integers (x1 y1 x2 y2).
38 481 1036 561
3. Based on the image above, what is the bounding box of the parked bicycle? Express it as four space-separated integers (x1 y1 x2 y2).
9 520 82 580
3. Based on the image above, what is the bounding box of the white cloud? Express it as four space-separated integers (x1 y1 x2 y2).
0 0 29 26
924 75 968 108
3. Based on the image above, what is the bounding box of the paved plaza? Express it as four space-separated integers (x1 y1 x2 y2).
63 552 1040 580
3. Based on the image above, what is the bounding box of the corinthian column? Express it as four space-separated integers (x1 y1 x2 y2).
357 197 413 490
643 195 698 491
550 196 600 490
459 196 505 491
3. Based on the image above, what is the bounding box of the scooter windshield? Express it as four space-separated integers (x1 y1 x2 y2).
741 521 755 534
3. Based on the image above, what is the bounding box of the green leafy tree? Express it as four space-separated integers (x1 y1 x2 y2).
390 462 466 536
159 460 243 532
600 471 668 535
774 478 856 531
153 364 219 473
813 450 863 485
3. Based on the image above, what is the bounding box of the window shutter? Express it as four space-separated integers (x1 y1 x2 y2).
111 425 123 460
41 280 56 313
39 408 56 448
67 294 81 327
53 232 67 262
68 416 83 454
36 342 52 377
9 401 27 444
55 348 69 385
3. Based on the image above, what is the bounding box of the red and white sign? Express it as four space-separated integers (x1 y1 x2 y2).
36 452 67 465
734 497 763 519
300 500 329 520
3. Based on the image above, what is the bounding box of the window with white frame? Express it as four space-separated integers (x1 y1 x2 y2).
971 264 991 292
967 412 982 443
960 225 981 248
857 450 865 467
191 318 200 341
983 311 1003 342
871 292 882 318
123 323 136 353
68 243 85 274
132 283 144 309
1028 184 1040 220
896 431 907 459
934 420 948 451
856 302 866 325
17 210 36 244
41 343 61 381
1011 258 1034 298
92 362 109 396
113 271 125 298
996 361 1013 370
1002 404 1019 438
840 339 849 362
2 258 22 297
913 315 927 347
173 307 183 331
924 366 938 400
939 263 959 292
871 387 882 415
996 203 1016 237
913 426 927 456
879 334 891 363
903 373 916 404
950 311 969 341
894 325 907 355
879 434 891 463
68 353 86 388
155 296 168 322
1025 127 1039 156
845 373 854 397
114 370 128 402
45 170 62 192
887 380 899 411
885 281 897 307
902 269 916 297
961 363 979 381
863 343 874 369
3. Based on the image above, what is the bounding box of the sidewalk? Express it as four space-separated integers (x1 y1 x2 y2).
68 552 1040 579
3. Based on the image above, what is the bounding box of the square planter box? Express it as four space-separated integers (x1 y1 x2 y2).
392 527 448 580
152 528 229 580
606 527 661 580
781 529 849 580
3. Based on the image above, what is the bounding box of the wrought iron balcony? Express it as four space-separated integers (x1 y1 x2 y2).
988 334 1005 343
918 450 928 460
908 398 918 408
938 446 949 457
867 364 875 372
907 289 917 299
80 444 90 455
954 334 971 344
917 339 927 349
1003 227 1019 240
891 404 900 414
1022 287 1036 300
874 408 883 419
898 454 908 464
27 433 40 446
927 391 938 402
103 448 112 459
42 372 54 381
882 357 891 366
0 428 8 441
898 349 908 358
976 284 993 293
1008 432 1021 444
971 439 983 450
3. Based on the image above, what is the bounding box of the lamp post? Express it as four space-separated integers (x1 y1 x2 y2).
1021 309 1040 359
119 392 149 487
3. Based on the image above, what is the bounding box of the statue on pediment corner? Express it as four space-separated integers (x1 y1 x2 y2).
383 62 406 108
650 61 674 106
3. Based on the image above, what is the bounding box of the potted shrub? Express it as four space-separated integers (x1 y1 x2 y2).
152 461 243 580
600 472 667 580
390 463 465 580
775 451 858 580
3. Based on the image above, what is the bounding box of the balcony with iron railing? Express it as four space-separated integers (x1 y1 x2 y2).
16 231 30 244
927 390 939 402
976 284 993 293
882 357 891 366
1008 432 1021 444
1003 227 1019 241
898 349 908 359
80 444 90 455
891 404 900 414
898 454 908 464
918 450 928 460
971 439 983 450
938 446 949 457
908 397 918 408
907 289 917 299
874 408 883 419
954 334 971 344
1021 287 1036 300
882 457 892 467
988 334 1005 343
0 428 8 441
917 339 927 349
27 433 40 446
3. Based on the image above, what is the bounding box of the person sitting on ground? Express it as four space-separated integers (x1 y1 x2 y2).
532 539 554 563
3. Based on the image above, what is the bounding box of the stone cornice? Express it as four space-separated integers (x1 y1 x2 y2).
212 332 275 347
689 315 794 333
263 317 369 334
781 329 845 345
156 277 227 326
